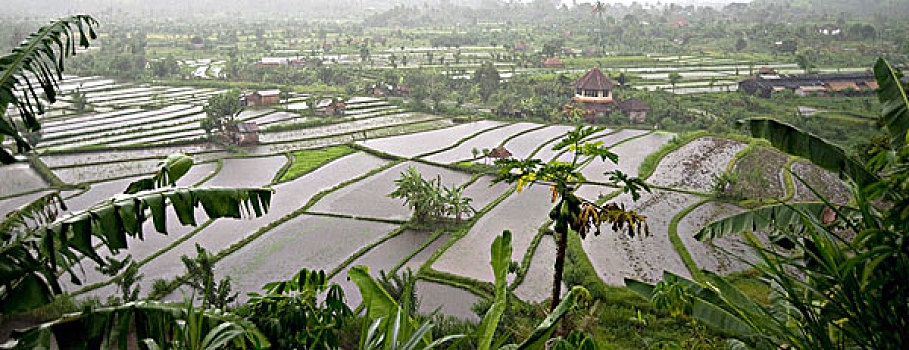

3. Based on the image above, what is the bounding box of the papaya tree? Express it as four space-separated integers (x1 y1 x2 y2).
0 15 98 163
493 126 649 310
627 58 909 350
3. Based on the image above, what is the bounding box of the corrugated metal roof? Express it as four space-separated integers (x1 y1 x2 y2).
257 89 281 96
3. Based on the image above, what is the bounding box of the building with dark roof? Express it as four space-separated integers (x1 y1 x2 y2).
486 146 512 160
227 122 259 145
739 72 876 98
618 99 652 123
242 90 281 106
572 67 615 105
569 67 651 123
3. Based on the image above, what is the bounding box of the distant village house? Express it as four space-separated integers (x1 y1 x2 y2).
227 122 260 146
617 99 652 124
254 57 304 68
325 99 347 116
242 90 281 106
672 19 691 28
818 24 842 36
571 67 651 123
486 146 513 160
572 67 616 116
542 57 565 68
739 72 877 98
758 66 777 75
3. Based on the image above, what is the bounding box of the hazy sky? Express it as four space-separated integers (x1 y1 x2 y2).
0 0 757 19
561 0 752 6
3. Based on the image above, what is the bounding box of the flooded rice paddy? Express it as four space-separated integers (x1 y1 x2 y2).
0 79 845 320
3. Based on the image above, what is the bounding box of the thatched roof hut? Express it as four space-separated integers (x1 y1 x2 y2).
486 146 513 159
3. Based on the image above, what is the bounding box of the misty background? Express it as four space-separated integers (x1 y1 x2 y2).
4 0 899 21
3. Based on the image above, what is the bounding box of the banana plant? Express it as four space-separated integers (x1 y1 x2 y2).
359 308 463 350
0 15 98 163
740 118 879 189
6 300 269 350
351 231 593 350
625 271 774 346
475 231 594 350
646 58 909 350
548 331 597 350
242 269 352 349
693 202 833 241
477 231 513 350
124 153 196 194
349 265 433 348
874 58 909 148
0 155 273 315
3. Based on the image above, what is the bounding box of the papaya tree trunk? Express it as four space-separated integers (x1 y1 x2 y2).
550 228 568 311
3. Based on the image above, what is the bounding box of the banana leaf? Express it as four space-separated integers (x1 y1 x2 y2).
7 301 269 350
0 15 98 163
477 231 512 350
874 58 909 147
740 118 878 188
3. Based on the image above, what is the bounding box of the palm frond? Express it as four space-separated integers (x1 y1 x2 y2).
0 15 97 163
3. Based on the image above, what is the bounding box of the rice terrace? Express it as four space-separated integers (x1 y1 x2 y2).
1 1 907 349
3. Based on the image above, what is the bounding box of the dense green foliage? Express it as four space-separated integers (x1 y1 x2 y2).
11 300 269 349
630 58 909 350
389 167 475 223
201 89 244 139
239 269 352 349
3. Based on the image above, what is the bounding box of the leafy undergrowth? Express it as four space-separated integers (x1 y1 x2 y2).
725 270 772 305
731 147 788 199
277 145 355 183
558 230 769 349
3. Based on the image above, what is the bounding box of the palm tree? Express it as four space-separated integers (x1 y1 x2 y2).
668 71 682 93
628 58 909 349
591 1 607 23
796 54 813 74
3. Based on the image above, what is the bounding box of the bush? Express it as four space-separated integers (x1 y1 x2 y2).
389 167 475 223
